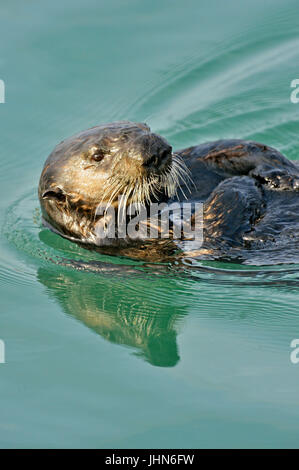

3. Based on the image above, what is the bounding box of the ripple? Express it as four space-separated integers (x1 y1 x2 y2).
3 190 299 287
123 35 299 157
1 183 298 363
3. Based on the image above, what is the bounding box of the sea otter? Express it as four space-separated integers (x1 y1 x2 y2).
39 121 299 264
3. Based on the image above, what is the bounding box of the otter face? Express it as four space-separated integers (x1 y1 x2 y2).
38 121 190 241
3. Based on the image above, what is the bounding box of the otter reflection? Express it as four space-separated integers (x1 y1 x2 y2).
37 266 186 367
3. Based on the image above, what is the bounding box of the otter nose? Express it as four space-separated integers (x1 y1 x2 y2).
142 143 172 169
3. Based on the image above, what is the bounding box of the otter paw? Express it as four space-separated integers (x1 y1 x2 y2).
250 168 299 191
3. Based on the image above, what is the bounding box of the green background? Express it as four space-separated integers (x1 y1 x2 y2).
0 0 299 448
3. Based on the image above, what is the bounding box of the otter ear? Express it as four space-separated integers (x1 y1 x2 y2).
42 187 66 202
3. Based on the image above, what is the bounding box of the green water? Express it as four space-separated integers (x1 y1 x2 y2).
1 0 299 449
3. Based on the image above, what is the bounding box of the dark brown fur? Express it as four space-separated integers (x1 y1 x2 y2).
39 122 299 265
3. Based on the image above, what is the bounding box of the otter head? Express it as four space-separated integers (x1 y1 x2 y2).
38 121 190 243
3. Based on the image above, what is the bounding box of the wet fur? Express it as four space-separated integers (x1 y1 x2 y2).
39 125 299 265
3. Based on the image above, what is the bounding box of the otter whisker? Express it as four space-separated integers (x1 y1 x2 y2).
172 154 196 190
101 180 124 213
95 150 194 228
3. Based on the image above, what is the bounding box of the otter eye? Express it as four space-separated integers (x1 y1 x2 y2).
92 151 105 162
89 147 105 162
